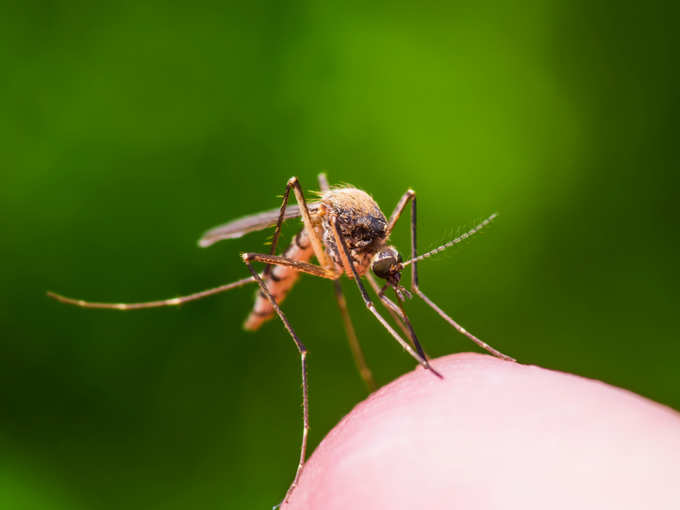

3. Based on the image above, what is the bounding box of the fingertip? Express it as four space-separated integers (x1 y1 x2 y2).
285 353 680 509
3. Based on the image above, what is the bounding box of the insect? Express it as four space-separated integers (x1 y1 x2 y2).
47 173 514 506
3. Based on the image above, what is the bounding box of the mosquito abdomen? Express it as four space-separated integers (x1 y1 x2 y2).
243 229 314 331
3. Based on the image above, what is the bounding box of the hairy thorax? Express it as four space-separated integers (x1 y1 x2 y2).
316 188 388 276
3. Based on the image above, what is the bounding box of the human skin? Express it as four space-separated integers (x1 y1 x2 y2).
283 353 680 510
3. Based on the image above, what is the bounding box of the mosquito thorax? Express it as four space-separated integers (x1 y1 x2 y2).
371 246 403 283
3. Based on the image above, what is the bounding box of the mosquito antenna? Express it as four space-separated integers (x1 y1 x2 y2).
46 276 256 310
400 213 497 268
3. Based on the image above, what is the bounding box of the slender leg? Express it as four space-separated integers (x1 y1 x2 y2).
332 280 376 392
242 253 336 280
405 194 515 362
329 214 442 378
288 177 333 271
262 178 295 278
317 173 376 392
412 289 515 362
245 249 378 392
242 255 309 507
266 176 333 273
46 276 256 310
386 188 415 237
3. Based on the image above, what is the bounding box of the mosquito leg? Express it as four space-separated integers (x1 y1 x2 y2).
331 281 377 392
329 215 442 378
242 253 337 280
265 174 329 277
386 188 415 237
316 173 376 392
318 175 375 390
406 194 516 362
242 256 309 507
46 276 256 310
412 288 515 362
288 177 333 271
261 179 296 278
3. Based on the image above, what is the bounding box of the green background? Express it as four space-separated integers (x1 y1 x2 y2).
2 2 678 508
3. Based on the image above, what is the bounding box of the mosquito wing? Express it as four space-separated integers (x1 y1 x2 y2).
198 202 320 247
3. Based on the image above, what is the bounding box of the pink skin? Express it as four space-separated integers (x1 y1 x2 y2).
284 353 680 509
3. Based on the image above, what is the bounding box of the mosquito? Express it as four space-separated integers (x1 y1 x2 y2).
47 172 514 507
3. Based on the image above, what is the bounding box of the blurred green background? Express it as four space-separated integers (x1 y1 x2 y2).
2 1 678 508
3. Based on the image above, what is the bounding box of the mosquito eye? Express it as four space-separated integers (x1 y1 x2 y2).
372 257 396 279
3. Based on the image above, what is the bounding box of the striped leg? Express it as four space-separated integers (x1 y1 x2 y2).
46 276 256 310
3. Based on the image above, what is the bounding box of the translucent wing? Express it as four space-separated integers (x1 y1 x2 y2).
198 202 320 247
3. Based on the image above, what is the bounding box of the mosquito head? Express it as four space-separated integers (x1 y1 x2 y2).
371 246 403 285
